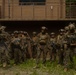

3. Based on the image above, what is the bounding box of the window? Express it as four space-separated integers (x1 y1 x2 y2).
19 0 31 5
33 0 46 5
19 0 46 5
66 1 76 18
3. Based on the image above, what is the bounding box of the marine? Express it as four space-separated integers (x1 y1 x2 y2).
20 31 28 62
49 32 57 62
63 23 76 71
31 32 38 59
57 29 65 65
11 31 22 65
36 26 50 66
0 25 10 68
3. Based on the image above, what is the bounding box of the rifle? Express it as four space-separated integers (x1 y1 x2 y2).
51 42 57 50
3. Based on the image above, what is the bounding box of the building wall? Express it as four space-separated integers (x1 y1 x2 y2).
0 0 65 20
0 0 2 18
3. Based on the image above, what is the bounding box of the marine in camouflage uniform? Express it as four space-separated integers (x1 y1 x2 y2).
63 23 76 71
49 32 57 62
0 25 10 68
10 33 15 60
12 31 22 65
36 26 50 65
57 29 64 65
18 31 25 62
20 31 28 62
23 32 32 59
31 32 38 59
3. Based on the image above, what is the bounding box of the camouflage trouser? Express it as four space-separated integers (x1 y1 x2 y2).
73 47 76 56
36 44 47 64
46 45 52 61
0 49 1 63
64 44 74 68
0 47 9 65
32 45 37 58
21 49 26 62
50 48 56 61
14 48 22 64
58 50 64 65
57 45 64 65
10 44 14 60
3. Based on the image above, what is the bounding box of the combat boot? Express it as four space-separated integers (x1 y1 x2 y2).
3 62 7 68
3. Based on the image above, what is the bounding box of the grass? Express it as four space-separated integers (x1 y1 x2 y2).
0 59 76 75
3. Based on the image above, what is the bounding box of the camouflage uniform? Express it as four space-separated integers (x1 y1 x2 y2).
23 32 32 59
12 31 22 64
10 33 15 59
57 29 64 65
74 29 76 55
20 31 28 62
31 32 38 59
36 26 50 64
0 26 10 67
64 24 76 70
49 32 57 62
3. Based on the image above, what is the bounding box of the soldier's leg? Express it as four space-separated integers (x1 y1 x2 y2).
10 48 14 60
63 44 71 71
5 50 10 65
43 45 47 64
61 50 64 65
53 53 56 62
21 50 23 62
74 47 76 56
57 46 60 64
22 49 26 62
58 50 61 64
34 46 37 59
32 46 36 59
49 52 52 61
64 50 70 70
26 48 30 59
49 48 52 61
52 49 56 62
58 48 63 65
0 50 1 64
70 47 74 63
14 49 18 64
0 47 4 64
36 47 42 65
2 50 8 67
24 50 26 62
18 49 22 63
31 46 34 58
35 46 37 59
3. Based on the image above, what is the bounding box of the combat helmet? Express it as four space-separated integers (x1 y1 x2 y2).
23 31 28 35
50 32 55 35
19 31 24 34
64 26 69 31
68 23 75 30
0 26 6 31
41 26 47 30
14 31 19 34
59 29 64 32
11 33 14 36
33 32 37 35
